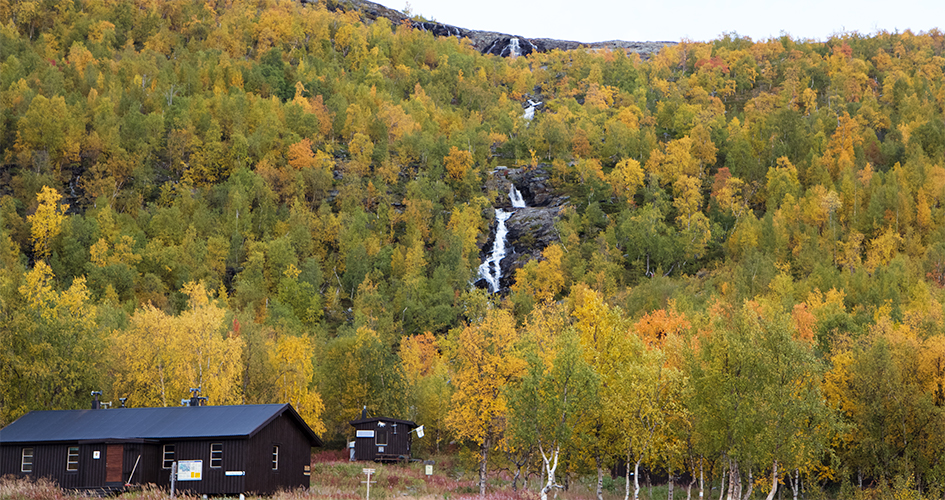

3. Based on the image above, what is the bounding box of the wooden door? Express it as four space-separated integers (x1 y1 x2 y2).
106 445 124 483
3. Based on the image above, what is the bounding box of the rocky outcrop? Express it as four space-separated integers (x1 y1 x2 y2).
476 166 567 293
313 0 677 58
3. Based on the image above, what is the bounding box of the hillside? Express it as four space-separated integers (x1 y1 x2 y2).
1 1 945 498
318 0 676 57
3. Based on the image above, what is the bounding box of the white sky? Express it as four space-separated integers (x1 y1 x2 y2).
401 0 942 43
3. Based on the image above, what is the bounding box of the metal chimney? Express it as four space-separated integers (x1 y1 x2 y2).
91 391 102 409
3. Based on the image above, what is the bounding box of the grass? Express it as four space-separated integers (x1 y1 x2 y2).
0 453 824 500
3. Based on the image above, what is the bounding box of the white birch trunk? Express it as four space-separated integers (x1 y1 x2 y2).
634 460 643 500
699 457 705 500
596 455 604 500
764 461 778 500
741 468 752 500
791 469 799 500
478 438 489 496
668 474 675 500
718 465 727 500
726 459 740 500
539 444 561 500
624 449 632 500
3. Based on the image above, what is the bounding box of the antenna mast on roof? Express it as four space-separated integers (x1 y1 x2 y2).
189 387 208 406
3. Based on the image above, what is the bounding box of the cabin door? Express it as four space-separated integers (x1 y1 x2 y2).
106 445 124 483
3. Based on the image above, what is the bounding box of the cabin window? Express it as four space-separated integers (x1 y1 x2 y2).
376 429 388 446
21 448 34 473
162 444 175 469
66 447 79 471
271 445 279 470
210 443 222 468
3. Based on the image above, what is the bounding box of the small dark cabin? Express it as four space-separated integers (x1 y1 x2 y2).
349 416 417 462
0 404 321 495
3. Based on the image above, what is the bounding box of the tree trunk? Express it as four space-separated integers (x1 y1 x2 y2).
764 461 778 500
596 453 605 500
479 437 489 496
741 468 752 500
634 459 643 500
718 464 727 500
539 444 561 500
624 449 632 500
791 469 799 500
700 459 705 500
726 459 741 500
668 474 675 500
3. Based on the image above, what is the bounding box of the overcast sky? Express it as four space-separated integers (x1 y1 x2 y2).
401 0 941 43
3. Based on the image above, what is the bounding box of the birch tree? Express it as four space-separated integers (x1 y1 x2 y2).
444 307 524 496
507 326 597 500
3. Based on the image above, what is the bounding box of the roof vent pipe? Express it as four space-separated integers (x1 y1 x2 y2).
119 397 128 408
91 391 102 410
189 387 208 407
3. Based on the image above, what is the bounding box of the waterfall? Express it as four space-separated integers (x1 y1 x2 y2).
506 38 521 58
478 184 528 293
510 184 526 208
523 99 542 121
478 209 513 293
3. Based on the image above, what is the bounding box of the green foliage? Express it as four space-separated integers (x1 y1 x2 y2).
1 3 945 497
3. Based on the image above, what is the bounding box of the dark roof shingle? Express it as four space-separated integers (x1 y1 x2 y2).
0 404 321 446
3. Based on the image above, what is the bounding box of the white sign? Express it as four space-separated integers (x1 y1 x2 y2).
416 425 424 438
225 471 245 476
425 465 433 476
177 460 203 481
362 468 375 474
93 451 101 459
356 430 375 438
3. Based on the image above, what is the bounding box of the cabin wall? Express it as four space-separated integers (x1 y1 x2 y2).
154 439 247 496
0 443 106 489
245 413 312 494
352 421 412 461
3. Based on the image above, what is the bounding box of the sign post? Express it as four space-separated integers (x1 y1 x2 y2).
169 461 176 498
362 468 376 500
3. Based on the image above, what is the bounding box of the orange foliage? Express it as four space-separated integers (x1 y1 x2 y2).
634 305 690 348
792 303 817 343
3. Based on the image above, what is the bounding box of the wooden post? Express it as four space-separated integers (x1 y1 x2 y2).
362 468 376 500
170 461 177 498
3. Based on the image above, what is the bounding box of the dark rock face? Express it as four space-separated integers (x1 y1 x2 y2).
313 0 677 58
475 166 567 293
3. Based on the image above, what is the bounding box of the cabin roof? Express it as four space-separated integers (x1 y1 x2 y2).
0 404 322 446
349 416 418 428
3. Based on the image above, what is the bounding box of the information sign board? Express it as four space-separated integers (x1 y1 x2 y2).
177 460 203 481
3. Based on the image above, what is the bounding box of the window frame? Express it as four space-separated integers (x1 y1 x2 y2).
375 429 388 446
271 445 279 471
210 443 223 469
162 444 175 469
21 448 34 473
66 446 80 472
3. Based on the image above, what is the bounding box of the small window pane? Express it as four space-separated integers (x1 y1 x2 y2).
272 445 279 470
210 443 222 468
376 430 388 446
162 445 175 469
67 447 79 471
21 448 34 473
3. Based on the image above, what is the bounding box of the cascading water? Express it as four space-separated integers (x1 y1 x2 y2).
477 209 513 293
509 184 526 208
477 184 527 293
506 38 521 58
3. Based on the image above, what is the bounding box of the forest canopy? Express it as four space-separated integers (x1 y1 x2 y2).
1 0 945 497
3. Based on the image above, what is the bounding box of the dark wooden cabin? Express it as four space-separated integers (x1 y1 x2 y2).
349 417 417 462
0 404 321 496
